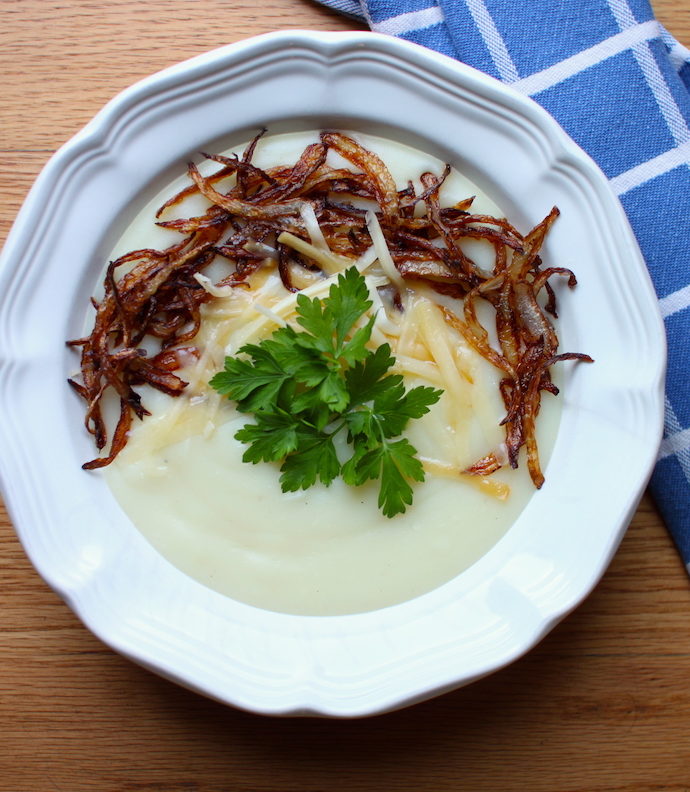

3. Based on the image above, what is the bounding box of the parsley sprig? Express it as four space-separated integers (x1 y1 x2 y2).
210 267 443 517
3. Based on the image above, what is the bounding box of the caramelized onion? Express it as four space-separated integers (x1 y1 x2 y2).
69 131 591 479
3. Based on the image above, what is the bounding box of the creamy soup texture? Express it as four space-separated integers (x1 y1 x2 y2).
104 131 560 616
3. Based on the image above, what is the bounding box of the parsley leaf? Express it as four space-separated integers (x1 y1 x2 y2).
209 347 289 412
279 430 341 491
234 410 299 463
345 343 397 405
341 437 424 518
327 265 374 349
210 267 444 518
379 439 424 518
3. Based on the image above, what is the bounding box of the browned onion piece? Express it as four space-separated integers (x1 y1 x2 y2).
155 165 237 218
251 143 327 204
419 171 479 284
156 206 229 233
398 258 462 284
277 243 299 293
449 224 525 251
521 352 594 487
464 453 503 476
187 162 307 220
320 131 399 221
494 278 520 369
511 206 560 279
533 266 578 318
300 166 377 200
82 399 133 470
513 280 559 353
417 165 450 203
150 346 200 371
441 304 514 376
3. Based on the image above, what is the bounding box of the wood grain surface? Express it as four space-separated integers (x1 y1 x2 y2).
1 2 689 790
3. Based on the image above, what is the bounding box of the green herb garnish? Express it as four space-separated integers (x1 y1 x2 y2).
210 267 443 517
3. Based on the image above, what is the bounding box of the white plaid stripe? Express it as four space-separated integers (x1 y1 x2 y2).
660 397 690 485
659 27 690 73
608 0 690 144
512 20 660 96
464 0 519 83
659 284 690 320
610 139 690 194
660 427 690 461
372 6 444 35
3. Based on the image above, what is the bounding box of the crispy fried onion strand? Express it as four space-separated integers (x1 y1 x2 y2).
68 131 592 479
440 213 594 487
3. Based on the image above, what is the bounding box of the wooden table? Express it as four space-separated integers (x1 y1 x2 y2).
2 2 689 790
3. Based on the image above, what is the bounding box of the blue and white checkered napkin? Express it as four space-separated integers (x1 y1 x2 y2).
316 0 690 572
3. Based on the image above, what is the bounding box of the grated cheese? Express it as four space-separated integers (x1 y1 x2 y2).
300 202 331 253
365 210 407 291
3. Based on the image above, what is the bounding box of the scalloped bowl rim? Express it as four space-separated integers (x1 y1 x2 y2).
0 30 665 717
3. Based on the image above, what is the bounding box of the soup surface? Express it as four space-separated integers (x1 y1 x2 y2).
103 131 560 615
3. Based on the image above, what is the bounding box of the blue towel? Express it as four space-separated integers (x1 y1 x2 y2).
315 0 690 572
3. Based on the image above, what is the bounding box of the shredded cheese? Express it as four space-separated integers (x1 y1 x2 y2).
155 255 510 501
365 210 406 291
225 253 384 354
193 273 235 298
413 298 469 407
251 302 289 327
419 457 510 500
278 231 352 275
393 356 444 387
123 195 512 501
366 279 401 337
300 203 331 253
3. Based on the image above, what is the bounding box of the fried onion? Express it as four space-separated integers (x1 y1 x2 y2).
69 131 591 481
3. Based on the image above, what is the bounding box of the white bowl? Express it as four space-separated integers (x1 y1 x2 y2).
0 30 665 716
